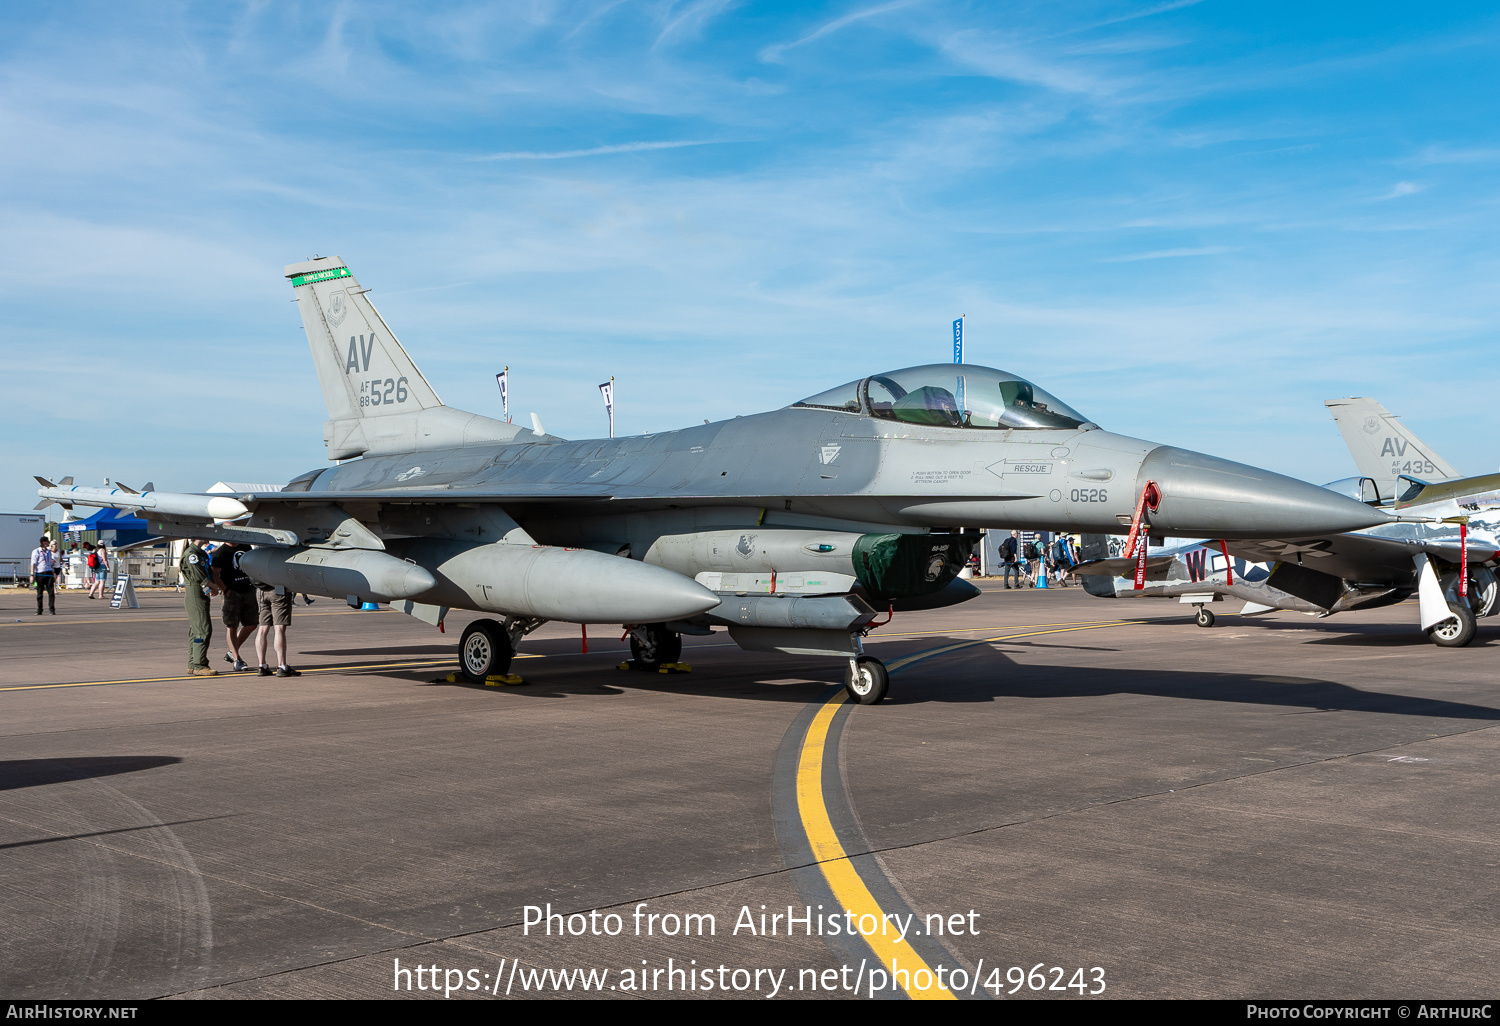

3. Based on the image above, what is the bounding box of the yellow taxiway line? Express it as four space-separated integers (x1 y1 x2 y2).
0 607 385 627
0 654 544 693
793 619 1144 999
796 691 954 999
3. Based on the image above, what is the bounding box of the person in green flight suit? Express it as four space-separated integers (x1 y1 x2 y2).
180 539 220 676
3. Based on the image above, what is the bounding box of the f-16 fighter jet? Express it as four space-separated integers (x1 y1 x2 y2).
36 257 1394 703
1074 401 1498 647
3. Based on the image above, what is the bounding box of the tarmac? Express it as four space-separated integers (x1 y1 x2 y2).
3 580 1498 1000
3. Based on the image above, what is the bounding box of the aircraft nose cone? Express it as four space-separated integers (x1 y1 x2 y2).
1139 445 1390 538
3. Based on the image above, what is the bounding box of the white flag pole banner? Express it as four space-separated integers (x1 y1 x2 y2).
496 367 510 423
599 377 615 438
952 315 966 415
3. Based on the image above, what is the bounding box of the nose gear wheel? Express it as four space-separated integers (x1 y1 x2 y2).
844 656 889 705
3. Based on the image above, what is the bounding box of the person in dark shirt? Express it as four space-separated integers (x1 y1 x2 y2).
211 543 257 672
1001 530 1021 589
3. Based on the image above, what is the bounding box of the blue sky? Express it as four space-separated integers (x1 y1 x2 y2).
3 1 1497 513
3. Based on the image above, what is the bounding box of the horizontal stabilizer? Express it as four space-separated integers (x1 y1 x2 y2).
1395 471 1500 510
1072 555 1176 578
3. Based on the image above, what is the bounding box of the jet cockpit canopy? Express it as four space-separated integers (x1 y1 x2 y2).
794 363 1095 430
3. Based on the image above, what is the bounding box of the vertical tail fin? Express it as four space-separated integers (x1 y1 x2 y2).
286 256 443 422
285 257 541 459
1325 398 1460 499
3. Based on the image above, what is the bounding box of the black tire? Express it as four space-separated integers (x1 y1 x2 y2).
1194 607 1215 628
630 624 682 669
459 619 514 681
844 656 889 705
1428 603 1477 648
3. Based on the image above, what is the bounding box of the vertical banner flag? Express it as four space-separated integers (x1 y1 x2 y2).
496 367 510 423
952 315 965 416
1461 520 1469 597
599 377 615 438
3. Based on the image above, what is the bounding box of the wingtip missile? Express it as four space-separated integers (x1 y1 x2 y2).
33 482 249 522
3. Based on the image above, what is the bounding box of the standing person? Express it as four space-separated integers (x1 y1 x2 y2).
179 539 219 676
80 542 96 595
1053 534 1076 586
1026 536 1042 587
254 582 301 678
212 543 257 671
30 535 58 615
88 542 110 599
1001 530 1021 590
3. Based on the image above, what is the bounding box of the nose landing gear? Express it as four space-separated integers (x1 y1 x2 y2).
844 655 889 705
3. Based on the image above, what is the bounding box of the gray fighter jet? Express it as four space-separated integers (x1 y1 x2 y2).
35 257 1396 703
1075 400 1498 647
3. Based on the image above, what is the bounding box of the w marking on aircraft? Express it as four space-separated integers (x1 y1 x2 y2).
1183 548 1208 583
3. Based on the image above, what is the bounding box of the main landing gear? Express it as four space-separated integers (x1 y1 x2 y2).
1428 603 1477 648
459 619 514 681
844 655 889 705
628 623 683 670
457 616 546 682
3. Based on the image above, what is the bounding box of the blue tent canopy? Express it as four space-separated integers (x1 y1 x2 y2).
60 508 149 533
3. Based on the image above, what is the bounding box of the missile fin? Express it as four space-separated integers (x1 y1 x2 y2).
33 476 55 488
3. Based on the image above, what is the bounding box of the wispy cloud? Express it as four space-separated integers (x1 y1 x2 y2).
1083 0 1207 32
1414 145 1500 165
655 0 738 49
471 140 716 161
1104 246 1233 262
759 0 923 62
1381 181 1425 199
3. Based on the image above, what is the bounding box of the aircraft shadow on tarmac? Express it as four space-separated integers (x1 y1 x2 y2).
900 642 1500 720
302 643 458 656
1184 616 1498 648
0 756 181 791
401 632 1500 723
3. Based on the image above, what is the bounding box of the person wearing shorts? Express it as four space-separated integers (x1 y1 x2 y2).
213 543 258 671
88 542 110 599
254 583 300 678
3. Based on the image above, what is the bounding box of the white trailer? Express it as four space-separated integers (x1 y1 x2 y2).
0 513 47 582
